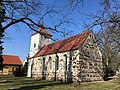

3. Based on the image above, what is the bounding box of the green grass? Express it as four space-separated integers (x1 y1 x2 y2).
0 76 120 90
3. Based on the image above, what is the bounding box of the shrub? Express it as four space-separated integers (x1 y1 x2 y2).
13 68 25 77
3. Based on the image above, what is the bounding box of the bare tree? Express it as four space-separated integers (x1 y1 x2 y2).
79 0 120 78
96 25 120 78
83 0 120 30
2 0 74 33
0 0 78 69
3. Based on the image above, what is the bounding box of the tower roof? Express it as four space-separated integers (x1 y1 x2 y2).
32 27 52 36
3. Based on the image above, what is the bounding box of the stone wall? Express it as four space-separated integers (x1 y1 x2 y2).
31 51 77 82
72 33 103 83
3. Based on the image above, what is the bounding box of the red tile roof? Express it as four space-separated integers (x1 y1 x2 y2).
34 30 91 57
32 27 52 36
2 55 22 65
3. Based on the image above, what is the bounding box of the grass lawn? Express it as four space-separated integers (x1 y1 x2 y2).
0 76 120 90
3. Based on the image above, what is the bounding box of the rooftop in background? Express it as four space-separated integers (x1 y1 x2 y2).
34 30 91 57
1 54 22 65
32 26 52 36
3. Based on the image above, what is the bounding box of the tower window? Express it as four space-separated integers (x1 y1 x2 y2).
34 43 36 48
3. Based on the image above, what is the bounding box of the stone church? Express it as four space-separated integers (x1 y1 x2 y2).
27 27 103 83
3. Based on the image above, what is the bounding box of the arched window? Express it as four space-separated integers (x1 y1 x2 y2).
42 58 46 79
64 54 67 71
64 54 69 82
42 58 45 71
55 55 59 71
49 57 52 70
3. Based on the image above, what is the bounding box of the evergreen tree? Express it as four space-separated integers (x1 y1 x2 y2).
0 1 5 70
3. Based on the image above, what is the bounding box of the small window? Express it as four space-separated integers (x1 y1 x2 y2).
34 43 36 48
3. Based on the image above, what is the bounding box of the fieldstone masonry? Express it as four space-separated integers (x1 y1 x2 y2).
72 33 103 83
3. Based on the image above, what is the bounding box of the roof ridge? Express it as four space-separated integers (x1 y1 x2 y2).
47 30 91 45
34 30 91 57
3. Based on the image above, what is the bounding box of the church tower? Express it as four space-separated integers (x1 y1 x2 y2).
29 26 52 57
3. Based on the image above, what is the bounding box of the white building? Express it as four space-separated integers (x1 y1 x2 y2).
27 27 103 83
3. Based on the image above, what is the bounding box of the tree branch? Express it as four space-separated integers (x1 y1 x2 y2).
3 17 40 30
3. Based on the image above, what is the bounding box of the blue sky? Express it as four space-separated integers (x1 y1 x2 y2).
3 0 100 62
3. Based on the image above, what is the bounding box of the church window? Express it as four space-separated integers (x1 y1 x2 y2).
49 57 52 70
42 58 45 71
55 55 59 71
42 58 46 79
64 54 67 71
